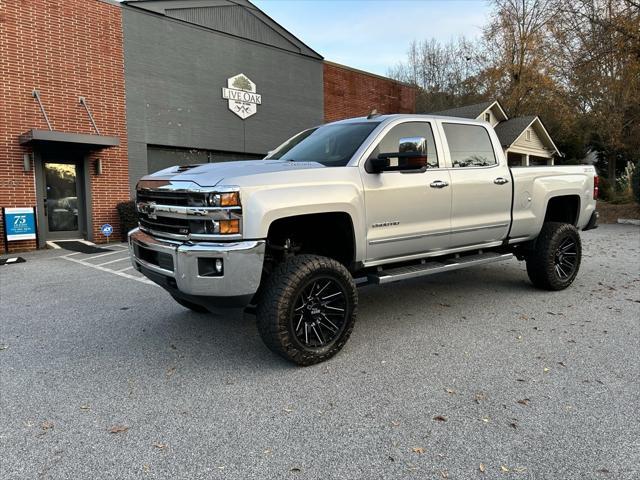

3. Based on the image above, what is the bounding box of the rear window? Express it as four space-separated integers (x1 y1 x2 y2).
442 123 497 168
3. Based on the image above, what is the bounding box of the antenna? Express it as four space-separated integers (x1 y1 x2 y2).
367 109 380 119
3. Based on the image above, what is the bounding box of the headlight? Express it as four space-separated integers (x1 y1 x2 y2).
207 192 240 207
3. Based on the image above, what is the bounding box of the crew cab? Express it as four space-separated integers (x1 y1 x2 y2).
129 114 598 365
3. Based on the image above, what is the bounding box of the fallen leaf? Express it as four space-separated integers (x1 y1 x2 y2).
441 470 449 478
433 415 447 422
41 421 54 430
543 367 550 373
411 447 425 454
474 392 486 404
166 366 176 377
517 399 530 406
516 378 526 382
479 463 486 473
290 467 301 473
152 442 167 449
596 468 610 473
142 465 150 473
390 420 400 427
509 422 518 429
516 335 523 340
481 417 490 423
80 405 90 410
108 425 129 434
439 303 451 308
0 344 7 351
445 388 456 395
501 465 510 472
558 362 566 367
169 344 177 350
283 406 294 413
263 449 272 454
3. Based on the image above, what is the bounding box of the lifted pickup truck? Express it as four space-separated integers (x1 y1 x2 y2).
129 114 598 365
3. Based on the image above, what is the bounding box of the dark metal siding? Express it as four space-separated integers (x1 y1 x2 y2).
123 6 324 192
166 6 301 53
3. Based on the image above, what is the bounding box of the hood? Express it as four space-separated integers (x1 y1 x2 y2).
142 159 326 187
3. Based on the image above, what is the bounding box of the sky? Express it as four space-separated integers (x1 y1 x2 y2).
252 0 492 75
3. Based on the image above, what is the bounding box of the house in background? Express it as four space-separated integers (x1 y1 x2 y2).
430 100 561 166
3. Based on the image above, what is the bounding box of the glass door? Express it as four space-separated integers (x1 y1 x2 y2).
44 162 83 239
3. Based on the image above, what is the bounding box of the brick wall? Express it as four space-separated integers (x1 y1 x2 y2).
0 0 129 253
323 61 416 123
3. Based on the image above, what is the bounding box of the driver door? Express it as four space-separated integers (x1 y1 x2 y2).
360 121 452 263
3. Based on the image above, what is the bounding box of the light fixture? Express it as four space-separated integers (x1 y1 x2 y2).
23 153 33 171
95 159 102 175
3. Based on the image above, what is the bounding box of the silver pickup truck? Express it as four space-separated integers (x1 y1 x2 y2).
129 114 598 365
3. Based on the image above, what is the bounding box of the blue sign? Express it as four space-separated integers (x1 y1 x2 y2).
101 224 113 237
5 207 37 241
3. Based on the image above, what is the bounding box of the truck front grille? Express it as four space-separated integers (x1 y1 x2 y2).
136 187 241 241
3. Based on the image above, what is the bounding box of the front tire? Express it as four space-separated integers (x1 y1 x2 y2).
526 222 582 291
257 254 358 366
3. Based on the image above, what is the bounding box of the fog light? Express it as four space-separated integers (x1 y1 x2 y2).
198 257 224 277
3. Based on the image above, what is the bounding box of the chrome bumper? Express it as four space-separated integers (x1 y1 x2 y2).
128 228 265 298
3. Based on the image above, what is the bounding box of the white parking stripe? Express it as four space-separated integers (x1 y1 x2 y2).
116 266 134 272
96 256 131 267
60 255 158 286
80 250 126 261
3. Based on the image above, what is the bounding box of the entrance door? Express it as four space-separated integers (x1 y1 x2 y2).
43 161 84 239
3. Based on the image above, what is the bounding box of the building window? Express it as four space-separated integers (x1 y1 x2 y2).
526 129 531 141
484 112 491 123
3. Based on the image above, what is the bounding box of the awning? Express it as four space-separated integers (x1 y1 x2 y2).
19 129 119 148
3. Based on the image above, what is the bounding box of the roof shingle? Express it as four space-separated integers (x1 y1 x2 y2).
493 116 536 147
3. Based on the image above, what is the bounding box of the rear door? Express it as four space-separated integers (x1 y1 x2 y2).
438 121 512 248
361 120 452 262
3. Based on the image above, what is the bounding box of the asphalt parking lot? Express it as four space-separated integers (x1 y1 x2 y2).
1 225 639 479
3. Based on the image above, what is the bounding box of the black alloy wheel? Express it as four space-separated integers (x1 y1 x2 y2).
290 276 348 349
526 222 582 291
257 254 358 365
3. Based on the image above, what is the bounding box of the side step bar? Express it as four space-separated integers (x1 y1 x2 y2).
367 252 513 285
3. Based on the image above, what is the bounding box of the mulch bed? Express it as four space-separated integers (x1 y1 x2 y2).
597 202 640 224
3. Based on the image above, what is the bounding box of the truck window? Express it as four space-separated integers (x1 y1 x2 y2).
268 122 380 167
371 122 439 169
442 123 497 168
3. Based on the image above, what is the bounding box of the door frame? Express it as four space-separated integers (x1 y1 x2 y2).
34 147 92 247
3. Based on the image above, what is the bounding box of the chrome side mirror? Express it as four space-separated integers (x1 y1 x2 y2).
399 136 426 155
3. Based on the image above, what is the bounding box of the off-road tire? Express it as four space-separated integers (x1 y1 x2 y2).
171 296 209 313
256 254 358 366
526 222 582 291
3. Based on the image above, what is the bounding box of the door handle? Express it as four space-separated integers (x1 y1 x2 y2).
429 180 449 189
494 177 509 185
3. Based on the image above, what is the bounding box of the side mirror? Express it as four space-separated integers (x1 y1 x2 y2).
367 136 428 173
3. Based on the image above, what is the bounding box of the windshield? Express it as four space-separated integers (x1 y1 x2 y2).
267 122 380 166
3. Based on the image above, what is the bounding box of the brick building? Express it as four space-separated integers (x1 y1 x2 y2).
1 0 415 253
323 61 416 123
1 0 128 252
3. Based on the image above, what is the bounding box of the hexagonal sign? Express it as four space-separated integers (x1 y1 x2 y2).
221 73 262 119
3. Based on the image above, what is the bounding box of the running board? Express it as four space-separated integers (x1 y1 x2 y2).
367 252 513 285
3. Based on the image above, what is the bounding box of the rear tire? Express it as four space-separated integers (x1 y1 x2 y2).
526 222 582 291
171 296 209 313
256 254 358 366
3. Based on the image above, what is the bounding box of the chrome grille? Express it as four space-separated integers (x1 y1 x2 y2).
136 186 241 241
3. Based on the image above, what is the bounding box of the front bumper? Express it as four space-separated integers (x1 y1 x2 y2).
128 228 265 307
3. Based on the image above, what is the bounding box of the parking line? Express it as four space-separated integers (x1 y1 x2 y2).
60 255 158 286
96 256 131 267
116 266 134 272
80 250 127 261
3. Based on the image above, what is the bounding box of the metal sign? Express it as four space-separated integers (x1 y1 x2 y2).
101 224 113 237
222 73 261 119
4 207 37 241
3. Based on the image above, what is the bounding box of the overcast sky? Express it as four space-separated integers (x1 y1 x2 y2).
252 0 491 75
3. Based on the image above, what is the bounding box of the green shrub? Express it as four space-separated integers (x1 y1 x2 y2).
117 200 137 241
632 161 640 204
